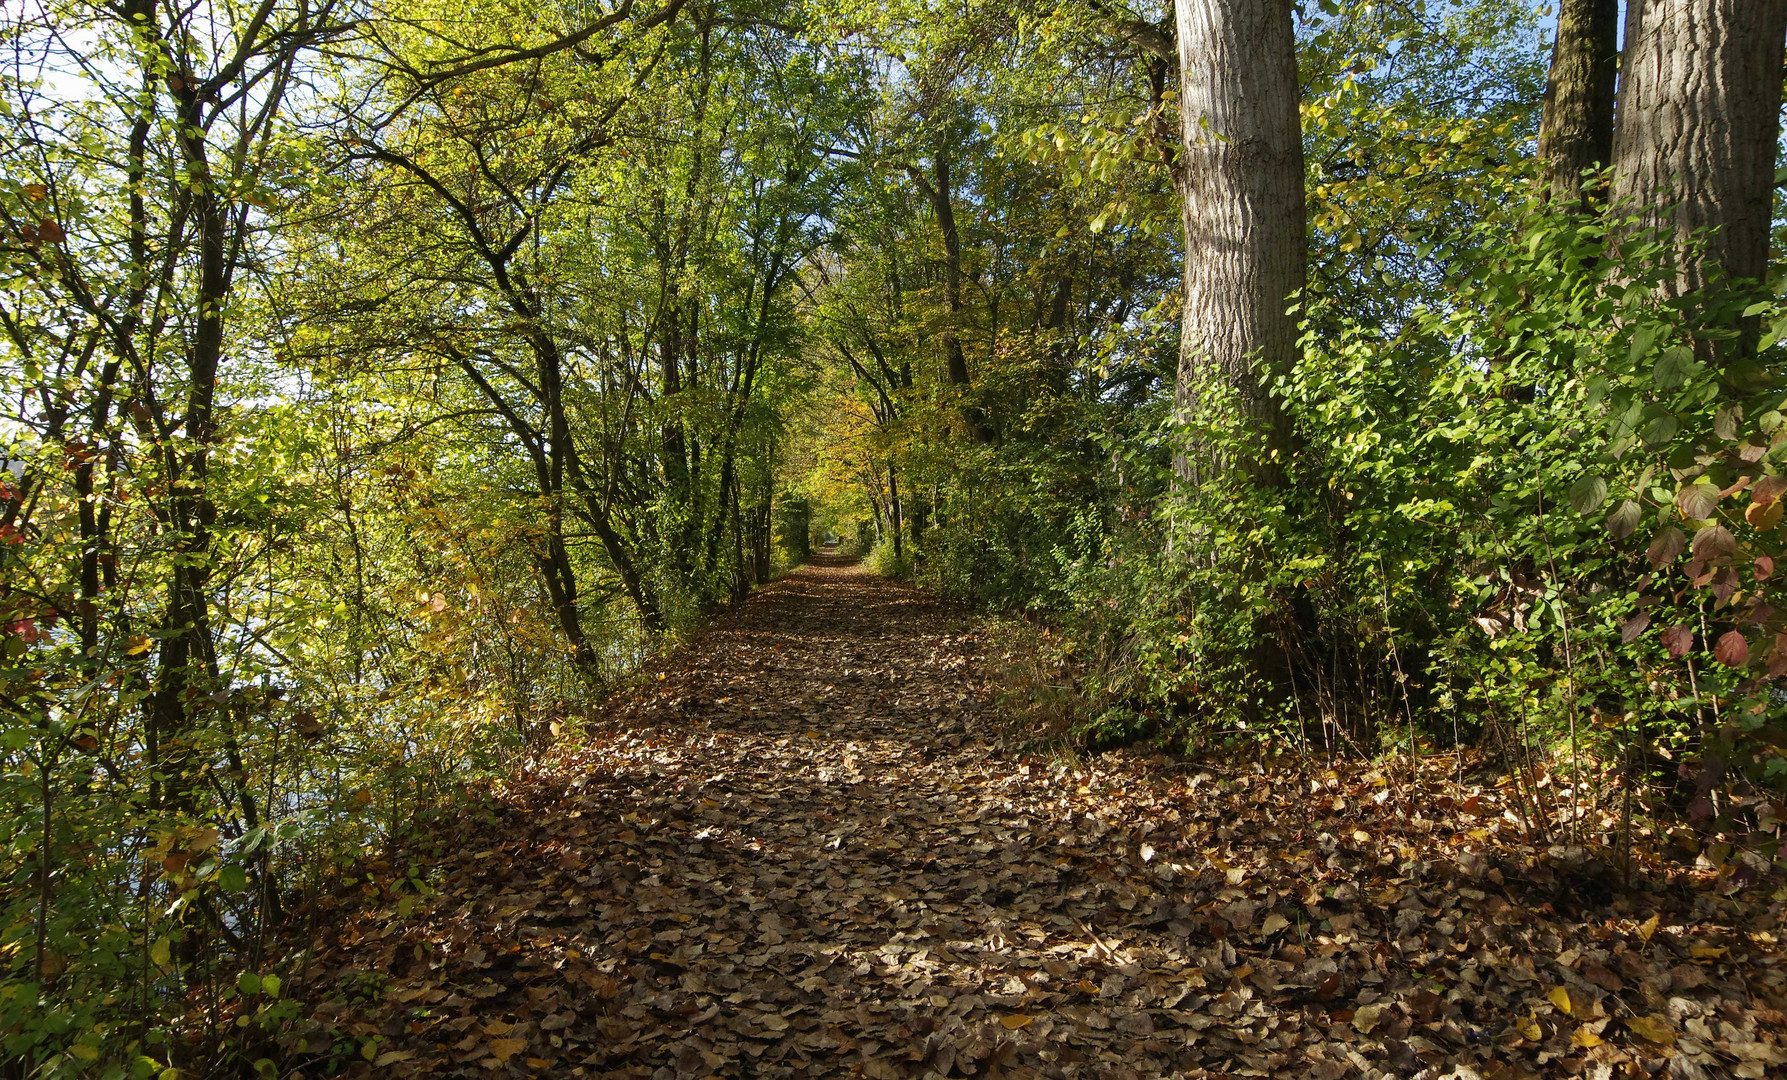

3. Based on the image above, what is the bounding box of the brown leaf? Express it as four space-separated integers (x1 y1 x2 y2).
1676 483 1719 521
1691 524 1736 561
1619 611 1650 643
1647 526 1685 568
1714 630 1750 667
1753 474 1787 508
1660 623 1694 657
488 1038 527 1062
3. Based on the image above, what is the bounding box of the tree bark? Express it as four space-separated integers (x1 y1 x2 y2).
1172 0 1304 487
1610 0 1787 294
1537 0 1619 204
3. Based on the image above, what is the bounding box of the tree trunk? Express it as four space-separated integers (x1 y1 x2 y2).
1610 0 1787 295
1537 0 1619 204
909 156 992 442
1172 0 1304 486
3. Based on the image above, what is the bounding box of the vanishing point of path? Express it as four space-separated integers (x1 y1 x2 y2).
292 560 1786 1080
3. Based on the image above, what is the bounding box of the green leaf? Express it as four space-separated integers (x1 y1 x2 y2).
238 971 262 996
1714 404 1743 441
1568 475 1608 515
1628 325 1656 366
1642 412 1678 448
218 864 249 893
1652 345 1693 390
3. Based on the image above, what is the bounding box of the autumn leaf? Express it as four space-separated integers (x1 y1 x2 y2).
488 1037 527 1062
1637 914 1661 943
1351 1004 1381 1034
1515 1011 1542 1041
1647 526 1685 567
1676 483 1719 521
1751 474 1787 508
1546 985 1572 1014
1691 524 1736 561
1714 630 1750 667
1626 1015 1676 1046
1746 500 1784 529
999 1014 1033 1030
1660 623 1694 657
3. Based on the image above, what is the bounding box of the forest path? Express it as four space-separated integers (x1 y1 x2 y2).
291 561 1783 1080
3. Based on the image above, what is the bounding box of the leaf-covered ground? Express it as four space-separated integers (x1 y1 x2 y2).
285 558 1787 1079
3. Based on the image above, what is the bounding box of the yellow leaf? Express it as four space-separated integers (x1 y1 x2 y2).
1637 914 1660 943
1352 1005 1382 1034
70 1043 99 1061
374 1050 415 1067
488 1038 527 1062
150 937 171 968
1571 1026 1603 1049
1515 1013 1542 1041
525 1059 552 1069
1547 986 1572 1014
1690 945 1728 960
1000 1014 1033 1030
126 634 153 655
1626 1015 1676 1046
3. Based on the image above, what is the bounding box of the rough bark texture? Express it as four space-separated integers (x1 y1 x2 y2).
1173 0 1304 485
1610 0 1787 293
1537 0 1619 204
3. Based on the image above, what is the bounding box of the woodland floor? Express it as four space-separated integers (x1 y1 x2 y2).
284 557 1786 1080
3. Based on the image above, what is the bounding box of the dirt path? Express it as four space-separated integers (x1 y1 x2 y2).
290 561 1784 1080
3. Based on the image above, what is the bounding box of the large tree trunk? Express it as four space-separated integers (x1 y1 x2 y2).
1610 0 1787 295
1172 0 1304 486
1537 0 1619 204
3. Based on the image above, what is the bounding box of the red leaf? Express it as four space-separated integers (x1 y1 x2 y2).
1661 624 1694 658
1647 527 1685 568
1691 525 1736 562
1713 630 1750 668
1752 474 1787 508
1756 555 1775 581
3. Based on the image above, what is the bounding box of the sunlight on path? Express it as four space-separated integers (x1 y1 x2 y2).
292 563 1782 1080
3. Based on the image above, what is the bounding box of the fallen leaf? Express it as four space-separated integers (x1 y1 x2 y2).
1637 914 1660 943
374 1050 415 1067
1351 1004 1382 1034
1570 1026 1603 1049
1546 985 1572 1014
1626 1015 1676 1046
488 1038 527 1062
999 1014 1033 1030
1261 912 1289 935
1516 1012 1542 1041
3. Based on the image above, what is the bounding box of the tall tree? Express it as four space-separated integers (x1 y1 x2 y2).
1536 0 1618 204
1172 0 1304 484
1610 0 1787 295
